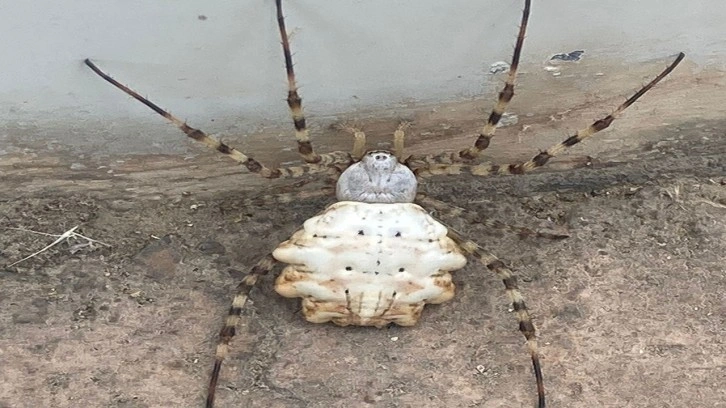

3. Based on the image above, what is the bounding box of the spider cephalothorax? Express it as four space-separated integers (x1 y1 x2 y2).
336 150 418 203
84 0 684 407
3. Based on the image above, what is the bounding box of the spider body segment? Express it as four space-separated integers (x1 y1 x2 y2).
84 0 684 407
274 200 466 327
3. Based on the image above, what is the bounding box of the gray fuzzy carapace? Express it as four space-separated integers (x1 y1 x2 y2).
336 151 418 203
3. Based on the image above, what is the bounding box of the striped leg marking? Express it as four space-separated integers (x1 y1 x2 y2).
406 0 530 167
415 52 685 178
446 228 545 408
276 0 320 164
84 59 353 179
458 0 530 161
206 255 277 408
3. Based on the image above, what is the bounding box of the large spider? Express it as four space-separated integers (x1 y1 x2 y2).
84 0 684 406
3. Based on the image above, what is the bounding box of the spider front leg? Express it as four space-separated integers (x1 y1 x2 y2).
276 0 350 166
275 0 314 162
84 60 351 179
414 52 685 178
406 0 530 166
207 254 277 408
458 0 530 161
445 227 545 408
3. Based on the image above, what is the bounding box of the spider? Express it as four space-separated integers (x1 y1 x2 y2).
84 0 684 406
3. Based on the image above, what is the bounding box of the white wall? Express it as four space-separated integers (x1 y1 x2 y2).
0 0 724 154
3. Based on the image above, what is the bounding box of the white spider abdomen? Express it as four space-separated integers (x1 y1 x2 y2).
272 201 467 328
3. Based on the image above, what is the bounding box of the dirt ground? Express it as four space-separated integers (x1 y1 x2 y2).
1 61 725 408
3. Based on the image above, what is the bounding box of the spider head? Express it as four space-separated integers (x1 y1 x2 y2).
336 150 417 203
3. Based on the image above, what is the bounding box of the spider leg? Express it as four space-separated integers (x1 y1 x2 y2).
338 121 409 161
445 227 545 408
414 52 685 178
416 193 568 240
458 0 529 161
339 124 368 161
393 122 411 162
207 254 277 408
276 0 323 164
406 0 530 166
84 59 352 179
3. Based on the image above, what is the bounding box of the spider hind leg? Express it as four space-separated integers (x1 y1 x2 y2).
206 255 277 408
446 228 545 408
